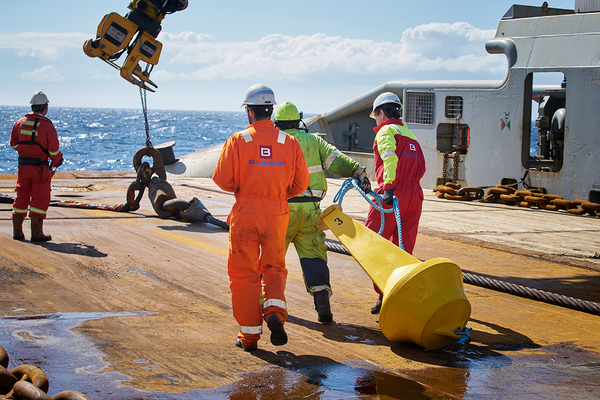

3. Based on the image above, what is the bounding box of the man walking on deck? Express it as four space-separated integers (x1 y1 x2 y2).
213 84 310 351
274 101 371 324
364 92 425 314
10 91 63 242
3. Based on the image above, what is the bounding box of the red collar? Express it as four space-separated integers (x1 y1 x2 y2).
373 118 404 133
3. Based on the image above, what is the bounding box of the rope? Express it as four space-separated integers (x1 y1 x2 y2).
333 178 404 250
205 214 230 230
49 199 128 212
35 190 600 316
320 239 600 316
462 271 600 316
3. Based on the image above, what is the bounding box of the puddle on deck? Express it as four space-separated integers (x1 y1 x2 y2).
1 312 599 399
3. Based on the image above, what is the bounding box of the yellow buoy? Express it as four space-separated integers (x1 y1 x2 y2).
319 205 471 350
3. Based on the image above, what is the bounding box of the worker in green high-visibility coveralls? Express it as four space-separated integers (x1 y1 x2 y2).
274 101 371 324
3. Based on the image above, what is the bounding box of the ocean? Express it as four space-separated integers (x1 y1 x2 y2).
0 106 248 175
1 105 541 175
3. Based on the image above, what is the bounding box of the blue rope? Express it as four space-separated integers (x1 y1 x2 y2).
332 178 404 250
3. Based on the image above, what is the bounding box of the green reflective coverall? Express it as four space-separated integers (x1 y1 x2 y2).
284 128 360 296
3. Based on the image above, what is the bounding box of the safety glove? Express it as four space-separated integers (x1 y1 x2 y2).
382 189 395 205
352 166 371 194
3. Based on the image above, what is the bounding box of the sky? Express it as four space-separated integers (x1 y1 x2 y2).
0 0 576 113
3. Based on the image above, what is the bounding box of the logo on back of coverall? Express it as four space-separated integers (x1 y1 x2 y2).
249 145 284 166
260 145 272 159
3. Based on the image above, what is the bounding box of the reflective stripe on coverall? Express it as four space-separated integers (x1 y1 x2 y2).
212 120 309 343
365 119 425 293
10 113 62 219
284 128 360 295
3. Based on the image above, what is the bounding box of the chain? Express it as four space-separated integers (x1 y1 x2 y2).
442 151 449 183
139 87 153 150
453 150 460 183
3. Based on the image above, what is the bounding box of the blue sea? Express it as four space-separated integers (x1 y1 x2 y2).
0 106 248 174
1 105 541 174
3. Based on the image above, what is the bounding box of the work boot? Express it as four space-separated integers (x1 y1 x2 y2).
313 290 333 324
371 296 383 315
235 337 258 352
12 214 25 240
266 315 288 346
31 216 52 242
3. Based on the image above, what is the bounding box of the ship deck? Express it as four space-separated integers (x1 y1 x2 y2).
1 171 599 399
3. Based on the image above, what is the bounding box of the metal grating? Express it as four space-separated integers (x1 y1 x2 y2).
405 92 434 125
445 96 463 119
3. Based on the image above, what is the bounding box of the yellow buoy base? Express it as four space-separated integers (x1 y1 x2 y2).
379 258 471 350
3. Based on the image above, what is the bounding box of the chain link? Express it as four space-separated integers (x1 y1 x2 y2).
139 87 153 150
453 150 460 183
442 151 449 183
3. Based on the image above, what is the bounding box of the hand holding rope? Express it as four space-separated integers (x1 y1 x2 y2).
332 178 404 250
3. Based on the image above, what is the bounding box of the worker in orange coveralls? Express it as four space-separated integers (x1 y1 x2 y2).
212 84 310 352
10 91 63 242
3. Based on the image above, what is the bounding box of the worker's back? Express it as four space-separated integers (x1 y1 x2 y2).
213 120 309 202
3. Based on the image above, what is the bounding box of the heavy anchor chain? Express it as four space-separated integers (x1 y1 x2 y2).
124 146 222 223
0 344 90 399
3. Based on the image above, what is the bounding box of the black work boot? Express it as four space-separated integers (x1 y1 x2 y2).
313 290 333 324
31 216 52 242
12 214 25 240
371 296 383 315
267 315 288 346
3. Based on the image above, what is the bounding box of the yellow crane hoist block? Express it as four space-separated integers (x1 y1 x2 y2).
83 0 187 92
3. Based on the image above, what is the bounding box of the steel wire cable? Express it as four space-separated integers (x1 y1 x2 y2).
205 215 230 230
321 239 600 316
461 271 600 315
21 188 600 316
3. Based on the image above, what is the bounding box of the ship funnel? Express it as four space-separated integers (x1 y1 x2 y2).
486 38 518 69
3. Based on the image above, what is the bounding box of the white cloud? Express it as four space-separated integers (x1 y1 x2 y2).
91 72 112 80
150 70 178 82
161 31 215 43
21 65 64 81
0 32 90 60
157 22 505 81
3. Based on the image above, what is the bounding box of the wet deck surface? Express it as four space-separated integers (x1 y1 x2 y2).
1 171 599 399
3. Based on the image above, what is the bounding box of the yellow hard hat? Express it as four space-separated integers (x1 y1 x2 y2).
274 101 302 121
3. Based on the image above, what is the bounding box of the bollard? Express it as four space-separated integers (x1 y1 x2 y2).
319 205 471 350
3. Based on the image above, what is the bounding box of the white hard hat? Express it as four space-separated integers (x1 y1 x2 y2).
30 91 49 105
241 84 276 107
370 92 402 118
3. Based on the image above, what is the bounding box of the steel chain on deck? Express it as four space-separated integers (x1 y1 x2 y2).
452 150 459 183
442 151 449 183
0 344 90 399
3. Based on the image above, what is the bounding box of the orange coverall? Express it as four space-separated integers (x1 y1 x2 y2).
10 113 63 219
213 120 309 345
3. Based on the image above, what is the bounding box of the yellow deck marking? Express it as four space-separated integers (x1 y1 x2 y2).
150 229 228 256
